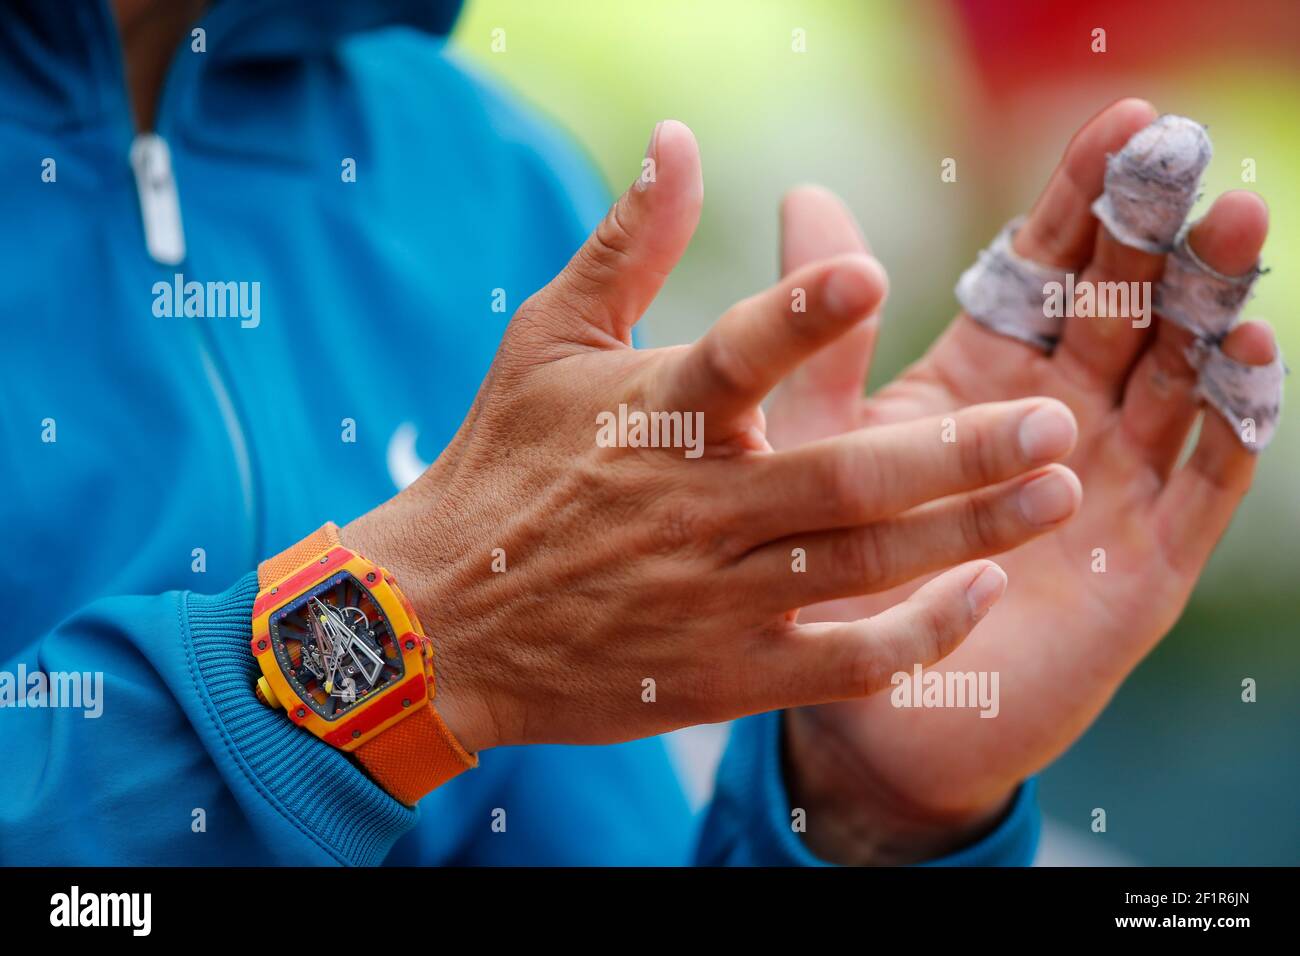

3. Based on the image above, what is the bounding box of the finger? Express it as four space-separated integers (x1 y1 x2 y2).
521 119 703 345
662 253 888 428
770 186 879 439
733 465 1079 612
749 561 1007 709
738 397 1077 540
1151 322 1274 574
1047 104 1185 389
782 185 872 270
1051 227 1164 399
1120 191 1270 475
1014 97 1158 269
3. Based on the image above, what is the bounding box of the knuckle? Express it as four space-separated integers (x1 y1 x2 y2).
505 293 543 337
1028 219 1066 264
919 607 948 661
698 328 757 399
847 639 894 697
960 493 1005 554
581 201 637 279
729 646 769 716
649 497 711 555
677 649 741 723
506 290 575 346
957 414 1002 484
814 443 864 519
848 438 889 514
917 600 962 662
833 524 891 589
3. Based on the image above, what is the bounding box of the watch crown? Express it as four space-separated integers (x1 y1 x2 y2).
255 676 281 710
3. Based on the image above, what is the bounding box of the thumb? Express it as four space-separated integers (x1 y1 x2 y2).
769 185 879 446
525 120 703 345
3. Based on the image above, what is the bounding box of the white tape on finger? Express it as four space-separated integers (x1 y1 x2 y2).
1157 227 1285 451
956 114 1285 452
1156 228 1263 339
1091 114 1211 255
954 217 1068 352
1188 341 1286 450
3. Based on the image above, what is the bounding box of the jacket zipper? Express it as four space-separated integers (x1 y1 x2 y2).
128 123 261 559
129 133 187 266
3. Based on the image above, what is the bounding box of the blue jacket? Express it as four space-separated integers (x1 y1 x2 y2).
0 0 1037 866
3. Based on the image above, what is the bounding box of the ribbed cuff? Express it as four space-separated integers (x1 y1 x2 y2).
920 777 1039 868
182 572 417 866
702 710 1040 867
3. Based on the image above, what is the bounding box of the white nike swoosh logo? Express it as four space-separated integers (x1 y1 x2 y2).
386 422 430 490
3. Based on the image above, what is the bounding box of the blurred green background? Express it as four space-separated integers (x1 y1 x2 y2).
452 0 1299 864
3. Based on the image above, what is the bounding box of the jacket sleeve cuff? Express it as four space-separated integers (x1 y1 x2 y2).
182 572 417 866
698 710 1039 867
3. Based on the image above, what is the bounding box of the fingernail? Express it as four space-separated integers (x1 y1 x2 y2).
823 257 881 317
645 121 663 159
1018 403 1076 461
1018 471 1077 526
965 564 1007 618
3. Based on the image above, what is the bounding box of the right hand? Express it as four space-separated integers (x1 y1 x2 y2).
765 101 1278 846
341 120 1082 754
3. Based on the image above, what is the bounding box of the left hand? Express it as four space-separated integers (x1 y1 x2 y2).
769 99 1279 864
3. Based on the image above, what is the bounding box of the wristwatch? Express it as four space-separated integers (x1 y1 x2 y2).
250 522 475 804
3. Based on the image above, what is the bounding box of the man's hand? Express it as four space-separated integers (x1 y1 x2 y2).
342 121 1083 755
769 99 1278 864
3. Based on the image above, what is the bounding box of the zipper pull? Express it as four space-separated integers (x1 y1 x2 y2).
129 133 186 265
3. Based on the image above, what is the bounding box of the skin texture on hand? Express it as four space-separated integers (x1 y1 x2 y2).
342 121 1084 757
768 98 1276 864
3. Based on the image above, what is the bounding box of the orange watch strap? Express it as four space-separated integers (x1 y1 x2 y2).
353 703 476 806
257 522 344 589
258 522 475 805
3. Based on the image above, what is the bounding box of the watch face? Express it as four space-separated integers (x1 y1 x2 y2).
268 570 405 721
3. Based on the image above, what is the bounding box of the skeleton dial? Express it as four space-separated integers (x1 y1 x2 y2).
268 570 405 721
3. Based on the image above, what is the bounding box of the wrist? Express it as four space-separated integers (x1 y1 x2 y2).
339 504 495 755
782 707 1015 865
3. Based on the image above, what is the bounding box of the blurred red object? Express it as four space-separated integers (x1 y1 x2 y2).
951 0 1300 98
